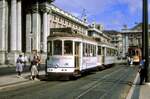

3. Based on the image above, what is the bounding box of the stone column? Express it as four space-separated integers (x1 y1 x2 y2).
6 0 18 64
26 12 32 53
10 0 17 51
47 13 50 36
17 0 22 51
0 0 6 64
31 2 41 52
42 11 48 53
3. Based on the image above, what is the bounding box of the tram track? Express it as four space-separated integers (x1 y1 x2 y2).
74 66 136 99
99 68 130 99
75 67 126 99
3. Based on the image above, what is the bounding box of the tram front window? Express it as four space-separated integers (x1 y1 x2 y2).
47 41 52 55
53 40 62 55
64 40 73 55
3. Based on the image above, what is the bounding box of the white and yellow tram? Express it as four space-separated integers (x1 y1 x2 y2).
46 28 117 77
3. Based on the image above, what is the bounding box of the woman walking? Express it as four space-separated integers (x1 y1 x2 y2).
30 56 39 80
16 54 24 78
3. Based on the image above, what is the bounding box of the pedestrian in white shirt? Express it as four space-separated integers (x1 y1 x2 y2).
16 54 24 78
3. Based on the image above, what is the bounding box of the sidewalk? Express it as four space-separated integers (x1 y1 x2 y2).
127 73 150 99
0 64 45 76
0 70 45 90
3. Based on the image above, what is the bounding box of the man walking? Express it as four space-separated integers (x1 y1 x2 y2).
138 59 146 85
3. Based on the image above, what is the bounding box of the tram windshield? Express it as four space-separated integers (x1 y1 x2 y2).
64 40 73 55
129 50 135 56
47 41 52 55
53 40 62 55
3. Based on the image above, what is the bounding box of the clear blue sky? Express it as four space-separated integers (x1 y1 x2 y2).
53 0 149 30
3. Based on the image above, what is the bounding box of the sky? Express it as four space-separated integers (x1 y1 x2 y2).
53 0 149 30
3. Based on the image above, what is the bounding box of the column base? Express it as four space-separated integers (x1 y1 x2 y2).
40 53 47 63
7 51 22 65
0 51 6 65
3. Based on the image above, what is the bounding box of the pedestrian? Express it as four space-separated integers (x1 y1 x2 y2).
130 57 133 65
45 57 49 76
23 54 28 69
127 56 131 65
138 59 146 85
36 54 41 78
16 54 24 78
30 56 39 80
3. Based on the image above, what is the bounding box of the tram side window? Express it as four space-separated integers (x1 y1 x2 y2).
64 40 73 55
136 50 139 55
110 49 113 56
98 46 101 55
92 45 94 56
115 50 118 56
86 44 88 56
106 48 110 56
112 49 114 56
83 43 86 56
53 40 62 55
47 41 52 55
94 45 96 56
87 44 91 57
90 44 93 56
106 48 108 56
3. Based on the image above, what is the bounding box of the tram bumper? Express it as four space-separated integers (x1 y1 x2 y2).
47 68 75 77
47 72 73 77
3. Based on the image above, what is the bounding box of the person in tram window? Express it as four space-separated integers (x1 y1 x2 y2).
138 59 146 85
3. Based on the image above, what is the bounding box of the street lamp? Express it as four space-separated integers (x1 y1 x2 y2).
142 0 149 82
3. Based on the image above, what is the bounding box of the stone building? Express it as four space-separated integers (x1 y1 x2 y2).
50 4 88 35
0 0 88 65
103 30 123 59
122 23 150 58
88 23 111 44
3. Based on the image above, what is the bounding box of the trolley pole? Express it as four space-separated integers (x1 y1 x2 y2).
142 0 149 82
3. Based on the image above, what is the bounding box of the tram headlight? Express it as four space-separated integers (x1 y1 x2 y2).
49 69 53 71
47 64 52 67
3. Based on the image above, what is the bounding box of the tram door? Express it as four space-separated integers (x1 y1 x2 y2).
74 42 80 69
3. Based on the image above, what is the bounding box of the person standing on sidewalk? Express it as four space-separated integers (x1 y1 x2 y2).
138 59 146 85
36 54 41 78
23 54 28 69
16 54 24 78
30 55 39 80
127 56 131 65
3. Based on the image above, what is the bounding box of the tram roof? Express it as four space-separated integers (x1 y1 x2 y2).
48 28 97 42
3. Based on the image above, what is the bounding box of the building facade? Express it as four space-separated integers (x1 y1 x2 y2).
103 30 123 59
50 5 88 35
122 23 150 58
88 23 111 44
0 0 88 65
0 0 53 64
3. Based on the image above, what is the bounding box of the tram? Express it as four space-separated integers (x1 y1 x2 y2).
128 47 142 63
46 28 117 77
